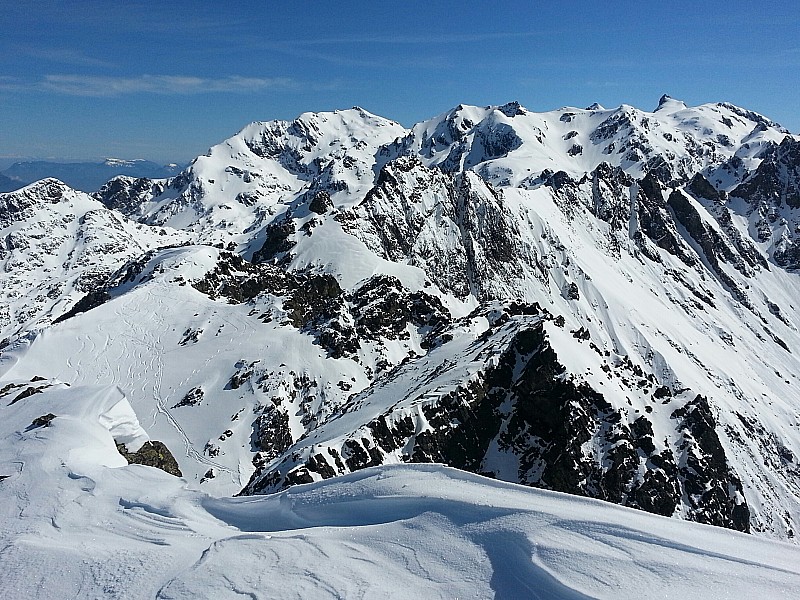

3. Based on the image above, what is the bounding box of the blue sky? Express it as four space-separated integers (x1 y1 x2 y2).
1 0 798 163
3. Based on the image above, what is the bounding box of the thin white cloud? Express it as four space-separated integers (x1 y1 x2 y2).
42 74 296 96
0 75 295 96
260 31 553 47
17 46 116 68
0 76 26 92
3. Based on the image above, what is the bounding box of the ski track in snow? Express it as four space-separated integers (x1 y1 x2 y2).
125 287 240 482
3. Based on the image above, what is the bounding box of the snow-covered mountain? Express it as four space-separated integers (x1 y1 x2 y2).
3 97 800 556
1 158 183 193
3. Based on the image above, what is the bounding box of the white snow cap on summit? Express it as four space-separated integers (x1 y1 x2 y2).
655 94 688 112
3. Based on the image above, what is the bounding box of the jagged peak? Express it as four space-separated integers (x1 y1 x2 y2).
655 94 687 112
497 101 527 117
16 177 74 196
0 177 96 227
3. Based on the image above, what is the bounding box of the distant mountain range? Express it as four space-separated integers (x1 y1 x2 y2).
0 158 182 193
0 172 17 193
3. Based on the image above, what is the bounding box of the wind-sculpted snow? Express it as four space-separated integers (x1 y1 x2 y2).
1 384 799 599
3 97 800 549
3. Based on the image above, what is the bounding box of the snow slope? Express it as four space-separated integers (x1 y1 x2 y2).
1 385 798 599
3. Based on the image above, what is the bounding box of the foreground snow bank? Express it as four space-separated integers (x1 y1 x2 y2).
200 466 800 599
1 382 799 599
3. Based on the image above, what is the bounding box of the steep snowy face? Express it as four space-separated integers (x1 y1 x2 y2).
95 108 408 249
3 98 800 542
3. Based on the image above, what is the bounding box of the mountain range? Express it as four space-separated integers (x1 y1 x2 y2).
2 95 800 596
0 158 183 193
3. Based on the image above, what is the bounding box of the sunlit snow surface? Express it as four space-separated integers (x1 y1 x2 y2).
3 100 800 596
1 386 798 599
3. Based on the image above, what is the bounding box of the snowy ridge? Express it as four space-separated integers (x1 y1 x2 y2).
1 385 798 598
2 97 800 550
96 107 407 251
0 178 191 347
398 98 788 189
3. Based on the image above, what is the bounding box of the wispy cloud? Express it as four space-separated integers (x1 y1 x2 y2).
15 46 116 68
0 76 31 93
0 74 296 96
264 31 552 46
235 30 557 70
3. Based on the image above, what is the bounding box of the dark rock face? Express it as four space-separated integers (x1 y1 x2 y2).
631 448 681 516
671 395 750 532
735 137 800 210
731 136 800 268
339 156 470 295
668 191 748 274
498 101 526 118
53 289 111 324
95 177 155 215
591 162 633 231
191 252 355 357
308 190 333 214
29 413 57 429
252 406 292 461
668 190 756 308
172 387 204 409
635 174 697 266
117 441 182 477
688 173 722 204
283 273 342 327
248 317 745 530
2 379 53 406
349 275 449 349
343 437 384 471
190 250 454 361
252 218 297 264
453 173 528 296
191 251 285 302
10 386 44 405
342 156 540 300
470 122 523 165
